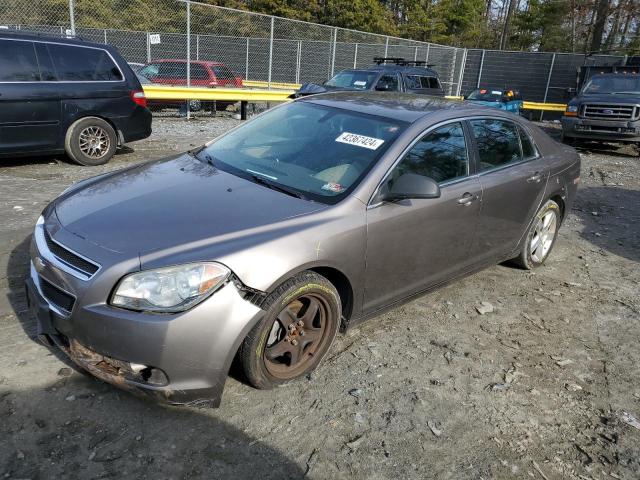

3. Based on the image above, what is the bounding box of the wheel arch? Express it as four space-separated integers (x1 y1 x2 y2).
64 114 122 146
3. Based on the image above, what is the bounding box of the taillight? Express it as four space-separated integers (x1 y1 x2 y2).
130 90 147 108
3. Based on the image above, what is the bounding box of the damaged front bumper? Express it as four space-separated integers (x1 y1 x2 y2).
26 254 265 407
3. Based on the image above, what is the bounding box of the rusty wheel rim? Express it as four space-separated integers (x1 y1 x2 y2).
263 294 331 379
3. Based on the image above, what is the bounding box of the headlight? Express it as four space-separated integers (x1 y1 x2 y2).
110 262 230 313
565 105 578 116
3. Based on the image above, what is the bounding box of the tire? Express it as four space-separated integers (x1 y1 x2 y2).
239 271 341 390
512 199 561 270
188 99 202 112
64 117 117 166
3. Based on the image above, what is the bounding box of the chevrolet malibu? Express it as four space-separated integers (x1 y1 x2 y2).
26 92 580 407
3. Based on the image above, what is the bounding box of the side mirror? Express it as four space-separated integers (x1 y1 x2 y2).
564 87 576 99
383 173 441 201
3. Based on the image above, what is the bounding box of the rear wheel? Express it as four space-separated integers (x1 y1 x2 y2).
512 199 561 269
239 271 341 389
65 117 117 166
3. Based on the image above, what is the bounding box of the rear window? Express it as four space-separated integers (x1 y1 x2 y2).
212 66 235 80
405 75 440 90
47 44 123 81
0 39 40 82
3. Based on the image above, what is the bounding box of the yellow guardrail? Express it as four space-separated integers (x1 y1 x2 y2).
143 84 294 102
522 101 566 112
244 80 302 90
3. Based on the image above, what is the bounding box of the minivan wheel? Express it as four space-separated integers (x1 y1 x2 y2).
239 271 341 390
512 199 561 269
65 117 117 166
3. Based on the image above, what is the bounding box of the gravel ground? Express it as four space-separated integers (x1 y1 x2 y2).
1 118 639 480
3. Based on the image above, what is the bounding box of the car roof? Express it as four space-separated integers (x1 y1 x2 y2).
0 31 116 51
589 72 640 78
299 91 489 123
152 59 225 66
338 65 440 77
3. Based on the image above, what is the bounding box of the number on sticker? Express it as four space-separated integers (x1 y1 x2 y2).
335 132 384 150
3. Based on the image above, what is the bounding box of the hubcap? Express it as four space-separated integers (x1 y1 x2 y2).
530 210 557 263
264 294 328 379
78 126 110 158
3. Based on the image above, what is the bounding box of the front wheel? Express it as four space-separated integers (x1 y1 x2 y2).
512 199 561 269
239 271 341 390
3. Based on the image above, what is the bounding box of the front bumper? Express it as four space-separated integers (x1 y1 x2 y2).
26 220 265 407
561 116 640 142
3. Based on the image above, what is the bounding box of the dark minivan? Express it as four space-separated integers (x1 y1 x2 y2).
0 32 152 166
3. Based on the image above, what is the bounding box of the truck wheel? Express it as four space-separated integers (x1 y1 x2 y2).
239 271 341 390
65 117 117 166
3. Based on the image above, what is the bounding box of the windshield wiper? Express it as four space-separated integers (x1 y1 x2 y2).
248 173 308 200
190 147 218 168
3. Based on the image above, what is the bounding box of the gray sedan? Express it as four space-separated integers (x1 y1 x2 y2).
26 92 580 406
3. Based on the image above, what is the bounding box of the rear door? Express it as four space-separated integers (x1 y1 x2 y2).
364 121 482 312
0 38 61 154
469 118 549 262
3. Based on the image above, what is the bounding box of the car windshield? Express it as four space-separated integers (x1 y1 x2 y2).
325 70 378 90
467 89 503 102
199 102 406 204
583 76 640 95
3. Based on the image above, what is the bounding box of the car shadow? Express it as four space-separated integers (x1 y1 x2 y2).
1 382 305 479
572 186 640 263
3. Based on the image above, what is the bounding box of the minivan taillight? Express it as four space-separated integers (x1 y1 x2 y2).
130 90 147 108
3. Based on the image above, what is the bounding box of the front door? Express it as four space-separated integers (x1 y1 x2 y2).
469 118 550 262
364 121 482 313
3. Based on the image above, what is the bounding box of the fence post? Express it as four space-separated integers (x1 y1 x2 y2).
68 0 75 35
103 29 107 44
384 36 389 57
267 16 274 88
414 46 418 61
541 53 556 121
146 32 151 63
476 49 485 88
245 37 250 80
330 27 338 77
295 40 302 84
449 48 458 96
425 43 430 64
196 34 199 60
186 0 191 119
353 43 358 68
456 48 468 97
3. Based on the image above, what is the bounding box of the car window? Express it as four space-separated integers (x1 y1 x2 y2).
404 75 421 89
34 42 56 81
405 75 441 90
159 62 186 79
0 39 40 81
388 122 469 187
376 74 400 91
325 70 378 90
427 77 441 89
47 44 123 81
191 63 210 80
519 126 539 160
470 119 522 171
212 66 235 80
203 101 406 204
139 64 159 79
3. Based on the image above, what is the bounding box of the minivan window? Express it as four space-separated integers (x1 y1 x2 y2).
389 122 468 186
471 119 521 171
47 44 123 81
34 42 56 81
0 39 40 82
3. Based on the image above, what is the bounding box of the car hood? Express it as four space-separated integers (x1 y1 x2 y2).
575 93 640 103
54 153 326 255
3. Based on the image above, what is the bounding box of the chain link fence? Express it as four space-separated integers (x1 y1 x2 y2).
1 0 627 117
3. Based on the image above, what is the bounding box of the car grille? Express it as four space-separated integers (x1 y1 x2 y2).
40 277 75 313
582 104 639 120
43 228 99 277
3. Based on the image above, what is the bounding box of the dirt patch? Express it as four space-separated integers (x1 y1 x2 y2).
1 118 639 479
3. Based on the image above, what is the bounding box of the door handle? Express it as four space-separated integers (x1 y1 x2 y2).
527 172 543 183
457 192 475 206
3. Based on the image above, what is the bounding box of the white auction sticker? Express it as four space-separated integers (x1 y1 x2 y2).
353 80 367 86
335 132 384 150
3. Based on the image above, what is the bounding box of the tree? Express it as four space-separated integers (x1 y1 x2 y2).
589 0 610 52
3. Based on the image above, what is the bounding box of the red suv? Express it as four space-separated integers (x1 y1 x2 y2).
139 59 243 111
